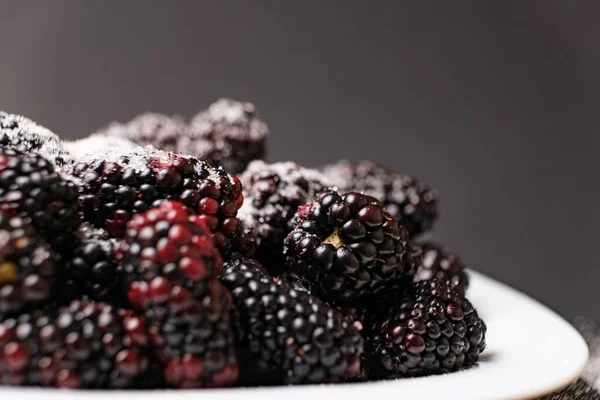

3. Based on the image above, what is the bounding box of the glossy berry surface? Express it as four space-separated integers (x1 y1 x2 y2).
320 160 438 237
118 201 238 388
220 257 364 385
239 161 330 274
363 279 486 378
0 211 59 318
64 146 243 252
0 301 155 388
284 190 416 305
57 224 123 305
0 147 79 246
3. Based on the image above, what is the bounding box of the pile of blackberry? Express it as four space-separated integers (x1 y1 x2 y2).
0 107 486 390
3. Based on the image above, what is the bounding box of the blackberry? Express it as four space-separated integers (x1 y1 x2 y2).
0 112 72 167
0 147 79 246
0 300 155 388
95 112 186 154
57 224 123 305
363 279 486 378
239 161 330 274
320 160 438 237
119 201 238 388
220 257 364 385
284 190 416 305
64 146 243 252
187 98 268 174
0 211 59 317
414 242 469 294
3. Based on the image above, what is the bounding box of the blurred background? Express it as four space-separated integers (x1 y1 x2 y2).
0 0 598 319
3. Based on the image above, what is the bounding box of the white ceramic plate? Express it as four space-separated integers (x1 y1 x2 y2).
0 271 589 400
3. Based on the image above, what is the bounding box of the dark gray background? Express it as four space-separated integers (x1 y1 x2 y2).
0 1 598 319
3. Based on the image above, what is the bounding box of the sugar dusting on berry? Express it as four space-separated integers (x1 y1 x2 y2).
65 134 137 160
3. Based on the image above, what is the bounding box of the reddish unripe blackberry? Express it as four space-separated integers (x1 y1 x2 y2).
57 224 123 305
0 301 155 388
0 147 79 246
0 211 59 318
363 279 486 378
0 112 72 167
95 112 186 154
188 98 269 174
119 201 224 304
240 161 331 274
320 160 438 237
284 190 416 305
119 201 238 387
414 242 469 294
220 258 364 385
64 146 243 252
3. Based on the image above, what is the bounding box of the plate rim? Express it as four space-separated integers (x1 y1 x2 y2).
0 270 590 400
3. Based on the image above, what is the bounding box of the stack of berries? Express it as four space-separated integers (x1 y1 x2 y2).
0 100 484 390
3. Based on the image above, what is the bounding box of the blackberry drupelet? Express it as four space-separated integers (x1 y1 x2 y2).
414 242 469 294
119 201 238 388
57 224 123 305
64 146 243 252
239 161 330 274
0 147 79 246
320 160 438 237
284 190 416 305
0 300 155 388
220 257 364 385
188 98 269 174
0 112 72 167
363 279 486 378
0 211 59 317
95 112 186 154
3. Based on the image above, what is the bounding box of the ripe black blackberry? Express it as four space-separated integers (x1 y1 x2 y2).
414 242 469 295
188 98 269 174
0 112 72 167
284 190 416 305
320 160 438 237
0 210 59 318
64 146 243 252
0 147 79 246
56 224 123 305
220 257 364 385
119 201 238 388
363 279 486 378
0 300 155 388
239 161 330 274
95 112 186 154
